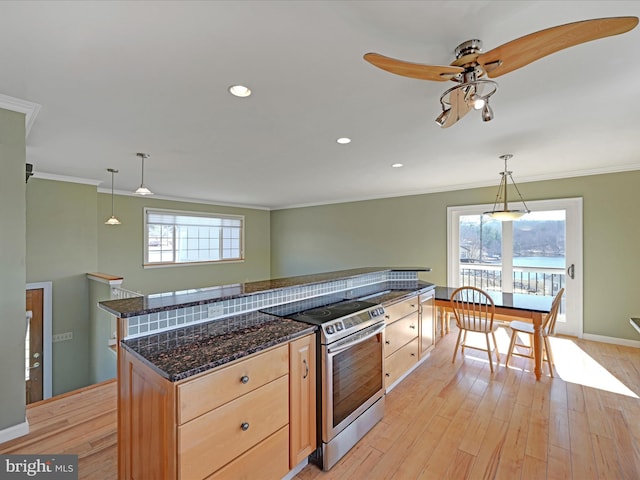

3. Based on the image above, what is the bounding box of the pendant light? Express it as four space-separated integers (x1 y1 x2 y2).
483 154 529 221
105 168 121 225
134 153 153 195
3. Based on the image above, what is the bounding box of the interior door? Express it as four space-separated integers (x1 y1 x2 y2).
25 288 44 404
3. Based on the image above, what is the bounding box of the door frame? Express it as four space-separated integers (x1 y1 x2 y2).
26 281 52 400
447 197 583 337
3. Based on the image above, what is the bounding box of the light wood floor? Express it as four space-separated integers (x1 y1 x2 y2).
0 379 117 480
2 326 639 480
296 325 640 480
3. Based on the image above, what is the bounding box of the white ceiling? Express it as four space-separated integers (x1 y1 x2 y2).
3 1 640 210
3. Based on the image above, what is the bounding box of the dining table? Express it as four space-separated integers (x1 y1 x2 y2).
435 286 554 380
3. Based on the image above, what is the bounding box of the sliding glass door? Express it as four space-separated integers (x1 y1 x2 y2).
447 198 583 337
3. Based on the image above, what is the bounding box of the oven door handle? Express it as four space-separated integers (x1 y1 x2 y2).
327 323 385 355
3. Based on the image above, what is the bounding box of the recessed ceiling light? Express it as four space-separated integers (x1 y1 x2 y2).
336 137 351 144
228 85 252 98
391 163 404 168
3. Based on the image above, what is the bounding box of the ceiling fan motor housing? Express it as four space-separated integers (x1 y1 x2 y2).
454 39 483 58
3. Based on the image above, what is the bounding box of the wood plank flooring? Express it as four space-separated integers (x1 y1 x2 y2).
1 325 639 480
0 379 117 480
296 325 640 480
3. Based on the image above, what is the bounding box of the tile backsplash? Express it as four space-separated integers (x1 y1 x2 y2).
125 270 418 339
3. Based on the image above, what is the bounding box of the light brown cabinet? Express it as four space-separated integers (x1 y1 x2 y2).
118 334 316 480
289 334 317 467
383 295 419 389
383 288 436 391
419 289 435 358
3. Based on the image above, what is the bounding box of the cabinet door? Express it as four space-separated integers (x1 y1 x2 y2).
289 334 316 468
419 291 435 358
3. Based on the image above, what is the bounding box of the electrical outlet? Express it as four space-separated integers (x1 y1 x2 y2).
52 332 73 343
207 304 224 318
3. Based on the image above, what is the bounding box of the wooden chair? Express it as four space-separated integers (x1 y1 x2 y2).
450 286 500 373
505 288 565 377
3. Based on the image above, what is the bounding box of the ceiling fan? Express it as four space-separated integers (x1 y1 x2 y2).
364 16 638 128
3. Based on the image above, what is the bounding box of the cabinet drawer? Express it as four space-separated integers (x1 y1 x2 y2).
384 295 419 325
205 426 289 480
384 312 418 357
177 344 289 424
178 375 289 479
384 337 419 389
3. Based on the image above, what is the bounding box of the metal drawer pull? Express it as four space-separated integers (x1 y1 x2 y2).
385 340 390 344
303 359 309 379
409 324 416 329
241 422 250 431
240 375 249 384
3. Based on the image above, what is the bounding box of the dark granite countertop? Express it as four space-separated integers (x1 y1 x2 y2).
99 267 431 318
122 310 316 382
121 279 434 381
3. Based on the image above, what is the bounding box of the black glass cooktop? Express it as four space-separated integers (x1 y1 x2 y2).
263 296 379 325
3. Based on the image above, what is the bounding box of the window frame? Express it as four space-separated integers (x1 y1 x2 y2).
143 207 245 268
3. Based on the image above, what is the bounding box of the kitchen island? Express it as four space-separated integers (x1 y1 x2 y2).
101 267 434 479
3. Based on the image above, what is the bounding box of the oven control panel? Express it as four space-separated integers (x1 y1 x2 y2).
323 305 385 337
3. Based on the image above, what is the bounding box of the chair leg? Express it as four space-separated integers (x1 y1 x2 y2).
505 330 517 367
491 331 500 362
543 336 555 378
461 330 468 354
452 329 463 364
485 333 494 373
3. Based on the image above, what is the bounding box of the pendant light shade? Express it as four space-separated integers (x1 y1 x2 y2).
105 168 121 225
483 154 529 221
134 153 153 195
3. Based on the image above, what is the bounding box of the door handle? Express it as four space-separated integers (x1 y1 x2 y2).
567 264 575 279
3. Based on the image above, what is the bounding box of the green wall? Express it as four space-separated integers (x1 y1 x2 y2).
0 109 27 431
96 193 271 294
26 179 98 395
270 170 640 342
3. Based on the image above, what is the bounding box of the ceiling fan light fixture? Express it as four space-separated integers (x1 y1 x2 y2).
435 108 451 127
134 153 154 196
481 102 494 122
472 95 485 110
483 154 529 221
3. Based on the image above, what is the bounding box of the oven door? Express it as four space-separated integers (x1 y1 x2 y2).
322 321 385 442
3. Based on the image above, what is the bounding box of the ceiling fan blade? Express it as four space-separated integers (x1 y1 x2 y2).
363 53 463 81
441 86 472 128
477 16 639 78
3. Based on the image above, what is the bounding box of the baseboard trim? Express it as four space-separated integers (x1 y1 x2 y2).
582 333 640 348
0 420 29 444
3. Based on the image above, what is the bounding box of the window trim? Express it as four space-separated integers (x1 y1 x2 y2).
143 207 245 268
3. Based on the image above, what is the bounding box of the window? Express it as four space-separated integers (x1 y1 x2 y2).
144 208 244 266
447 198 583 336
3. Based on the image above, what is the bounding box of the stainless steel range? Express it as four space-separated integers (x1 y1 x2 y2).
265 297 386 470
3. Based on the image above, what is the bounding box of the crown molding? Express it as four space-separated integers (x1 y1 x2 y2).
33 171 102 186
0 93 41 137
